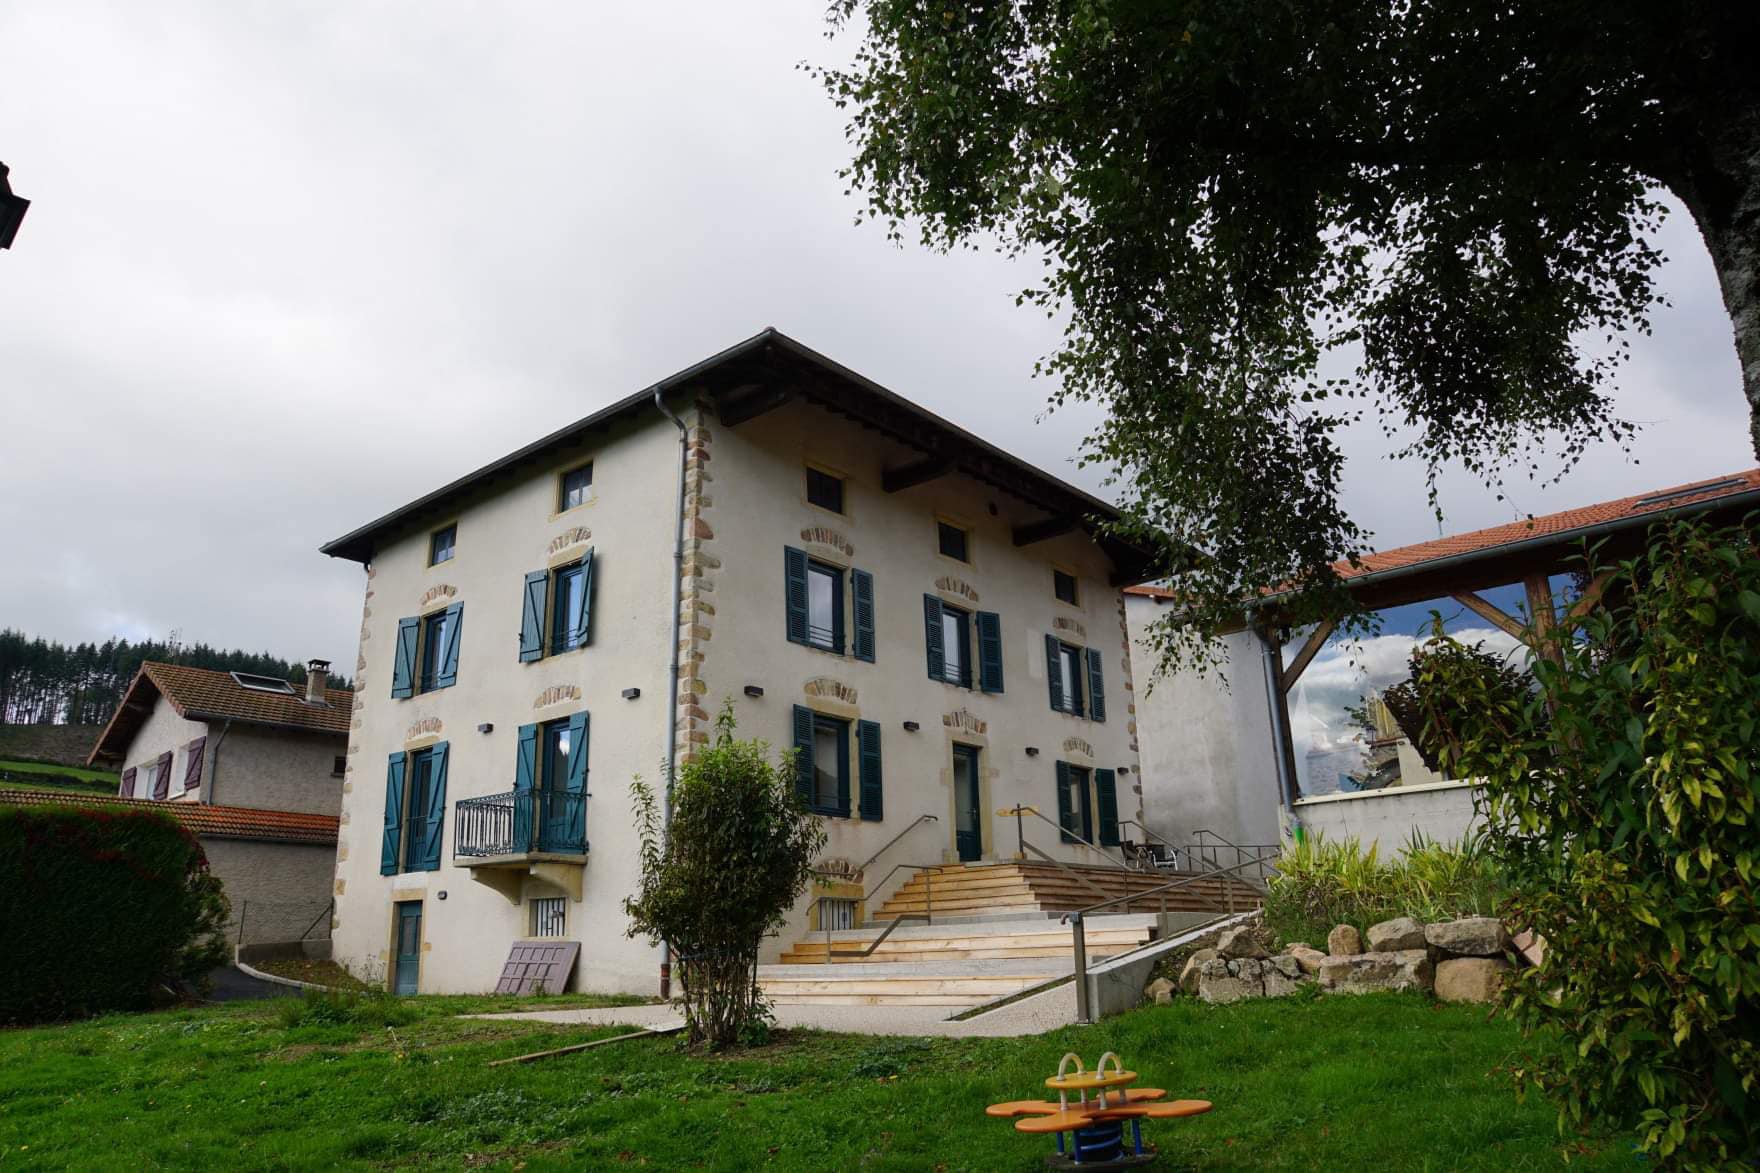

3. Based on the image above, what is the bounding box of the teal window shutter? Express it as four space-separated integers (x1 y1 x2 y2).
391 618 419 698
564 710 590 794
922 595 945 680
784 547 809 645
977 611 1004 693
857 719 882 821
1045 634 1064 712
791 704 815 802
1054 760 1076 845
571 548 596 647
1095 768 1120 846
514 723 538 853
852 569 876 663
380 752 408 874
435 604 463 689
519 571 548 662
1086 648 1106 723
419 742 449 870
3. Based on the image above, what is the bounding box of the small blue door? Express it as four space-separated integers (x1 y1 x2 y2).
393 901 422 995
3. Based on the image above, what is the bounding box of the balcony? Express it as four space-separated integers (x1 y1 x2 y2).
454 789 587 902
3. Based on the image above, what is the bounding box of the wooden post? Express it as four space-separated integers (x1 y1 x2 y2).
1523 575 1563 665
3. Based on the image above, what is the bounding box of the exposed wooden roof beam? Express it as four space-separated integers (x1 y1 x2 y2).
713 382 795 427
1279 618 1337 694
881 455 954 493
1013 516 1079 546
1450 592 1526 640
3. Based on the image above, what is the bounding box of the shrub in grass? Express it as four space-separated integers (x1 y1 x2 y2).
624 703 826 1050
0 804 229 1023
274 988 419 1030
1263 829 1506 947
1413 518 1760 1166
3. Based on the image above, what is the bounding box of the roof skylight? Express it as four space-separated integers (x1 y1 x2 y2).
230 671 296 695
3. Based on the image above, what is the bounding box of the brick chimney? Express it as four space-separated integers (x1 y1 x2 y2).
305 659 331 705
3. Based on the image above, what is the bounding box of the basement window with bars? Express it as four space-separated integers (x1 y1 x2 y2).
531 896 567 938
820 898 856 932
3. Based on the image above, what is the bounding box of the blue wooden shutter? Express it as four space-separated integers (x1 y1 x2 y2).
435 604 463 689
381 752 408 874
922 595 945 681
564 710 590 795
419 742 449 870
519 571 548 662
977 611 1003 693
392 617 419 698
1086 648 1106 723
784 547 809 645
1095 768 1119 846
1055 760 1076 844
791 704 815 803
571 548 596 647
857 719 882 821
852 569 876 662
514 723 538 853
1045 634 1064 712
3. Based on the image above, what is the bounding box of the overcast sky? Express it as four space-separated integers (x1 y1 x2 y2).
1 3 1751 673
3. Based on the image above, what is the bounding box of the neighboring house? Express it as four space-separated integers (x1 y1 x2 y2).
319 328 1157 997
1127 468 1760 854
82 661 352 944
88 661 351 815
0 789 340 946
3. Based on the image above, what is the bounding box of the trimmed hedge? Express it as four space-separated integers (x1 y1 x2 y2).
0 805 230 1023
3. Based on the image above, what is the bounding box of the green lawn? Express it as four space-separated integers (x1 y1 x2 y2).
0 991 1623 1171
0 758 117 794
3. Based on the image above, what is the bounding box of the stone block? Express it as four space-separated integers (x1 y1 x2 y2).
1434 957 1512 1003
1269 955 1303 981
1511 929 1545 967
1366 916 1427 952
1318 949 1432 994
1216 927 1268 960
1426 917 1511 958
1197 958 1260 1004
1288 945 1327 975
1262 966 1304 998
1178 948 1218 995
1327 924 1362 955
1145 977 1177 1006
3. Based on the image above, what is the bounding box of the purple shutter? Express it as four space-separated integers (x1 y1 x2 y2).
119 767 137 798
183 736 207 795
152 751 173 800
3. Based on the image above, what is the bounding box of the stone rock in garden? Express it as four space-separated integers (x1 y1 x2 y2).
1288 945 1327 975
1327 924 1362 955
1145 977 1177 1006
1511 929 1545 967
1216 927 1269 960
1424 917 1510 958
1365 916 1427 952
1434 957 1512 1003
1285 941 1315 953
1198 957 1261 1004
1178 948 1219 994
1269 955 1303 981
1262 965 1304 998
1318 949 1433 994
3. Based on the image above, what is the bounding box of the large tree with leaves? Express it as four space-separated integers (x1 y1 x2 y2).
817 0 1760 664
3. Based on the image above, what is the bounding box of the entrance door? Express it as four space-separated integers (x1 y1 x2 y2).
393 901 422 995
952 745 983 862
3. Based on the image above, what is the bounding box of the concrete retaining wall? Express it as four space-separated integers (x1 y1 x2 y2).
1293 779 1482 851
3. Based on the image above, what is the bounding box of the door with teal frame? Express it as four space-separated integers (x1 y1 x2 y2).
393 901 422 995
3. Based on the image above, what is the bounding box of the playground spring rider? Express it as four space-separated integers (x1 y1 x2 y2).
984 1051 1212 1168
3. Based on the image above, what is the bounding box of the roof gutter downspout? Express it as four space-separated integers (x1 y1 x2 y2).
654 384 690 1002
208 718 234 807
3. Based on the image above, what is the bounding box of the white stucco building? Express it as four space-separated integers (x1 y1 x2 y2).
320 330 1157 996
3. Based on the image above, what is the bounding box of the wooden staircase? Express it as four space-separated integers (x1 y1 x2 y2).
871 860 1260 921
757 862 1263 1008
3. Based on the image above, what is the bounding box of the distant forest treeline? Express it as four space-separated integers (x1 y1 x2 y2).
0 629 352 727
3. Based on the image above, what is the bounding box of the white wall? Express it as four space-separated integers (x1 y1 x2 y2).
330 407 678 995
119 697 207 799
1125 598 1283 851
1292 780 1483 852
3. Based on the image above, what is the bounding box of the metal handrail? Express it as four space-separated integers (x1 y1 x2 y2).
804 858 961 961
1062 855 1271 1024
850 814 939 883
1115 818 1185 869
998 803 1128 870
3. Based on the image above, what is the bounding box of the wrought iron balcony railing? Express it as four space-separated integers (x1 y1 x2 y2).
454 789 587 858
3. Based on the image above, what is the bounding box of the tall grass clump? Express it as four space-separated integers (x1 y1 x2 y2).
1262 829 1506 947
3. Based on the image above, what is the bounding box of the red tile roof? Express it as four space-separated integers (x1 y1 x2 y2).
89 663 352 765
1125 468 1760 602
0 788 339 845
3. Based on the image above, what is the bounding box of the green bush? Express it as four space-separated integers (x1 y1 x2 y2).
0 804 230 1022
1263 830 1507 947
623 703 826 1050
1412 518 1760 1166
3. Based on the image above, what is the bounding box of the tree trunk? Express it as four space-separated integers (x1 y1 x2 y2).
1676 102 1760 458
